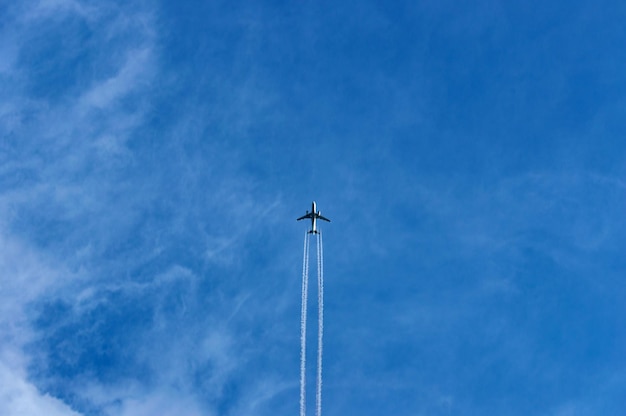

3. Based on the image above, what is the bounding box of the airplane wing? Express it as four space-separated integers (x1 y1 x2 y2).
297 214 312 221
318 215 331 222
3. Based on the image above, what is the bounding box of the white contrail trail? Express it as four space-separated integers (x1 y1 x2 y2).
316 231 324 416
300 231 310 416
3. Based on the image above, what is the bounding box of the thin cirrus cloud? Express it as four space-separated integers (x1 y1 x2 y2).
0 230 81 416
0 2 204 415
2 1 288 415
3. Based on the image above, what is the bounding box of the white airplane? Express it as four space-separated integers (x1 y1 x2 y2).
297 201 330 234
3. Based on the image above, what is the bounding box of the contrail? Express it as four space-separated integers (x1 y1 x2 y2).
316 231 324 416
300 231 310 416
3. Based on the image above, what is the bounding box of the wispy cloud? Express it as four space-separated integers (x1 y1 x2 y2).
0 359 80 416
78 47 154 111
1 1 162 414
0 229 81 415
1 1 293 414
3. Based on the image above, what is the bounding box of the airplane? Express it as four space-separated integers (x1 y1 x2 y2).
297 201 330 234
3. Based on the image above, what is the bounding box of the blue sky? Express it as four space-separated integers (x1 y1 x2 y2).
1 0 626 415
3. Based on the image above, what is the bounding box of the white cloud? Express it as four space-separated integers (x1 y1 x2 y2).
0 1 294 414
414 171 626 262
0 359 81 416
0 230 83 416
0 0 163 413
65 381 210 416
22 0 90 21
113 392 208 416
228 378 295 415
78 47 154 111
